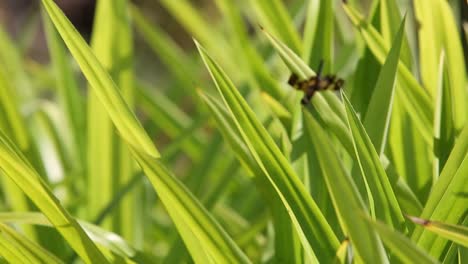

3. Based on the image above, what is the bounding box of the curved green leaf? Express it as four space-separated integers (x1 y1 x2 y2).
197 41 339 262
41 0 159 158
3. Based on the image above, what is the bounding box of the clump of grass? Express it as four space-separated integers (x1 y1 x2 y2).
0 0 466 263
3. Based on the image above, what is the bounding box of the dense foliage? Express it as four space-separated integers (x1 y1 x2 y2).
0 0 466 263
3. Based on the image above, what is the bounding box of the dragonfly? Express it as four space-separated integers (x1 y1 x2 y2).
287 60 344 105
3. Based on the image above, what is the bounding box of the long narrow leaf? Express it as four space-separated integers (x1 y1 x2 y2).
197 41 339 262
303 110 388 263
41 0 159 158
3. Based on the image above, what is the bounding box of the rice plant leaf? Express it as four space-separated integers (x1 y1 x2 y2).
131 149 251 264
364 15 405 155
367 218 438 264
197 42 339 262
251 0 302 54
412 123 468 258
0 223 63 264
343 3 433 144
408 216 468 248
303 110 388 263
0 132 109 263
41 0 159 158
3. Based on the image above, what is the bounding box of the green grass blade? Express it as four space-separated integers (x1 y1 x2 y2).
348 1 381 116
343 3 433 144
379 0 413 67
131 150 251 264
0 132 109 263
408 216 468 248
412 123 468 258
413 0 440 97
303 110 388 263
433 54 455 177
197 42 339 262
41 0 159 158
87 0 140 242
344 94 405 229
0 223 63 264
368 219 438 264
302 0 334 70
364 16 405 155
131 6 199 100
42 8 85 172
435 0 467 133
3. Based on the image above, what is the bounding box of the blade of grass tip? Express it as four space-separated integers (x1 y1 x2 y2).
130 149 251 264
408 216 468 248
412 123 468 258
348 0 381 117
41 0 159 158
303 0 334 71
364 15 405 156
379 0 413 68
433 53 456 178
0 223 64 264
333 238 349 264
0 131 109 263
342 3 433 144
367 218 438 264
303 110 389 264
197 41 340 262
